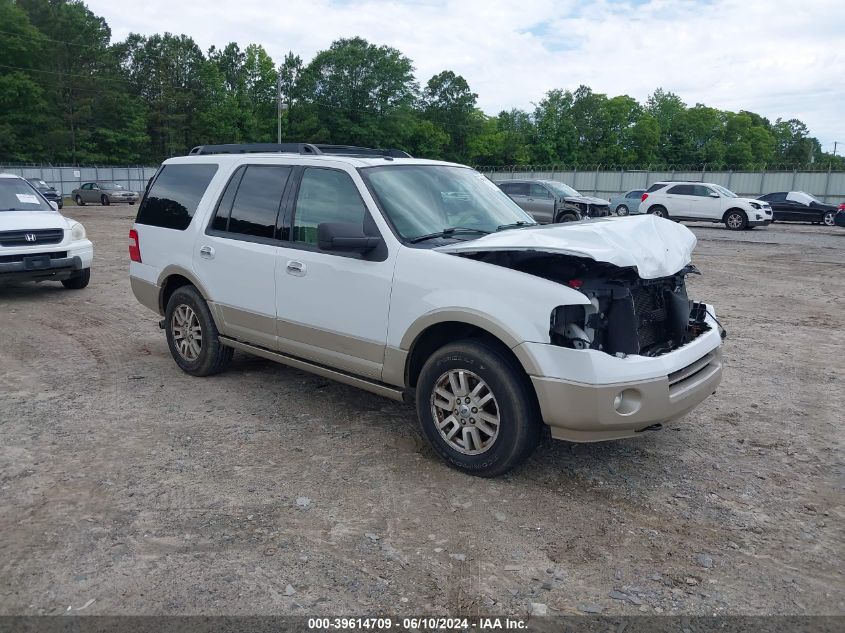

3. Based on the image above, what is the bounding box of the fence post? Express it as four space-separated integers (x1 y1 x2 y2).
727 169 733 190
823 165 832 203
791 169 797 192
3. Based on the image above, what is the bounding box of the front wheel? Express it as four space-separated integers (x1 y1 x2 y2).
415 339 541 477
61 268 90 289
101 195 110 206
616 205 629 216
823 211 835 226
555 212 578 223
725 210 747 230
165 286 233 376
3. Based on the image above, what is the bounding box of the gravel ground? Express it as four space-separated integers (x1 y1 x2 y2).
1 208 843 617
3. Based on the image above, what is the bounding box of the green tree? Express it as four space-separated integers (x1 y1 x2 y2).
421 70 478 162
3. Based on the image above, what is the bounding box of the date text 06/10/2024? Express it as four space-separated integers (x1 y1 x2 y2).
307 617 528 630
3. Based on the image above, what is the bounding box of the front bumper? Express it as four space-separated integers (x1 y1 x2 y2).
515 308 724 442
109 194 138 203
0 241 93 283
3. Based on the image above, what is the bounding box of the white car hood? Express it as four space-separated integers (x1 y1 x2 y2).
437 215 697 279
0 210 70 230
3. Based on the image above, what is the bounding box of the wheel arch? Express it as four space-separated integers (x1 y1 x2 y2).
401 314 531 391
156 266 213 316
722 207 748 223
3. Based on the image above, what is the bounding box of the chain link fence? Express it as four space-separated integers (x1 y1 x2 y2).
478 165 845 203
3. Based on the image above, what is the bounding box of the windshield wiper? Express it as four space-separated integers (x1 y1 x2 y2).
496 221 537 231
409 227 490 244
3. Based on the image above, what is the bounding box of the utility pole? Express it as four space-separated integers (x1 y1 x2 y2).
834 141 839 158
277 74 282 144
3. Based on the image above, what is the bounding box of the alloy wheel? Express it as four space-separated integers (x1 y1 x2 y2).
430 369 500 455
823 211 835 226
171 304 202 361
727 213 744 229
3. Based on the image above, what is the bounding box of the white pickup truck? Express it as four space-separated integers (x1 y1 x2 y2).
129 143 724 476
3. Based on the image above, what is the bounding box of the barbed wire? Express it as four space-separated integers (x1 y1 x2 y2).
476 163 845 173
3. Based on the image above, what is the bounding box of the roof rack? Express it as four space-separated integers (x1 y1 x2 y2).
187 143 412 159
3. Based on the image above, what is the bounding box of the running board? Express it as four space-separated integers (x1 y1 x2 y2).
219 336 406 402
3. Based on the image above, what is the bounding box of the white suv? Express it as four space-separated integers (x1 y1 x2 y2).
129 143 724 476
0 173 93 289
639 181 773 230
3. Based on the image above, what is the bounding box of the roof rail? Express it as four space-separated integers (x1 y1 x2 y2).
187 143 412 159
188 143 321 156
314 145 412 159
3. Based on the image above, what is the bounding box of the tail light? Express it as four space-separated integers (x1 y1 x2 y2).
129 229 141 263
839 203 845 210
641 193 649 202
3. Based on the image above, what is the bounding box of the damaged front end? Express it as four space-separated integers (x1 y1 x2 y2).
462 250 717 357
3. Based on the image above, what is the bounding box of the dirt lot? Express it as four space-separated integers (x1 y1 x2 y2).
1 207 843 617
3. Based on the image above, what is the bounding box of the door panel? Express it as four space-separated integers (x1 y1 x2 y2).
684 185 718 219
274 167 395 380
528 184 555 222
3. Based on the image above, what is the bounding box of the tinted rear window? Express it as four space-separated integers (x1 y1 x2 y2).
136 164 218 230
646 183 669 193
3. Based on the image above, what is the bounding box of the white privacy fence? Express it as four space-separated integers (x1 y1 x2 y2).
0 165 160 197
479 167 845 204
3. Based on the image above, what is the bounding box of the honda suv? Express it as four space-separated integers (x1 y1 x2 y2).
0 173 92 289
129 143 724 476
639 181 772 230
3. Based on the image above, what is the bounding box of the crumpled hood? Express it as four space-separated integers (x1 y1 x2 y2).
437 215 697 279
0 210 70 230
564 195 609 206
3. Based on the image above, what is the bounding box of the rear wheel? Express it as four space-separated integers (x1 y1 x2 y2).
75 195 84 206
165 286 233 376
61 268 90 289
101 195 110 206
724 209 747 230
415 339 541 477
616 205 629 216
649 205 668 219
823 211 835 226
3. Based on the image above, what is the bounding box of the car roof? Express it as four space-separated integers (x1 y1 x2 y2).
0 173 25 180
161 153 464 170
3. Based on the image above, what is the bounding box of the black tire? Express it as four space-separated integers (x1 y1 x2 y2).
415 339 541 477
649 205 668 219
165 285 233 377
57 202 63 209
101 195 110 206
724 209 747 230
616 205 629 216
75 195 84 206
555 212 578 223
61 267 90 289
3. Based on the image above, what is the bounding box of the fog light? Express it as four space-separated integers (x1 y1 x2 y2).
613 388 642 415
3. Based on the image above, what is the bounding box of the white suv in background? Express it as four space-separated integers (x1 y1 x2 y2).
129 143 724 477
0 173 93 289
639 181 773 230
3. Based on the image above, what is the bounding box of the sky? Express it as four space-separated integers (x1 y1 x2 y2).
87 0 844 151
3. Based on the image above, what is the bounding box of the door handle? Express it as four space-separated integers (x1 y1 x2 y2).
286 260 306 276
199 245 215 259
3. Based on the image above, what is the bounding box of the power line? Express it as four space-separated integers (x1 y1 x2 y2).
0 27 109 50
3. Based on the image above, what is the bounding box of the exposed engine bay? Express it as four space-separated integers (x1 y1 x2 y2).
463 250 714 357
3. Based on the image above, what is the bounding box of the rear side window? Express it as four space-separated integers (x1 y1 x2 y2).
136 164 218 230
293 168 367 245
211 165 291 239
502 182 529 196
626 189 645 199
646 183 669 193
667 184 694 195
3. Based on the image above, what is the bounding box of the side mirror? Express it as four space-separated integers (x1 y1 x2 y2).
49 201 59 211
317 222 382 253
709 192 719 198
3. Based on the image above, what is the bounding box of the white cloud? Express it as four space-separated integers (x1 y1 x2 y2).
87 0 844 148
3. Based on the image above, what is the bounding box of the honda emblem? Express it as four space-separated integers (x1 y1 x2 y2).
24 233 37 242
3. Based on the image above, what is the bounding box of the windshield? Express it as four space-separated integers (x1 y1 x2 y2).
363 165 535 241
0 179 54 211
712 184 737 198
543 181 581 198
99 182 125 190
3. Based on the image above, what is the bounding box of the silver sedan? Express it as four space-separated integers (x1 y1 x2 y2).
609 189 646 216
